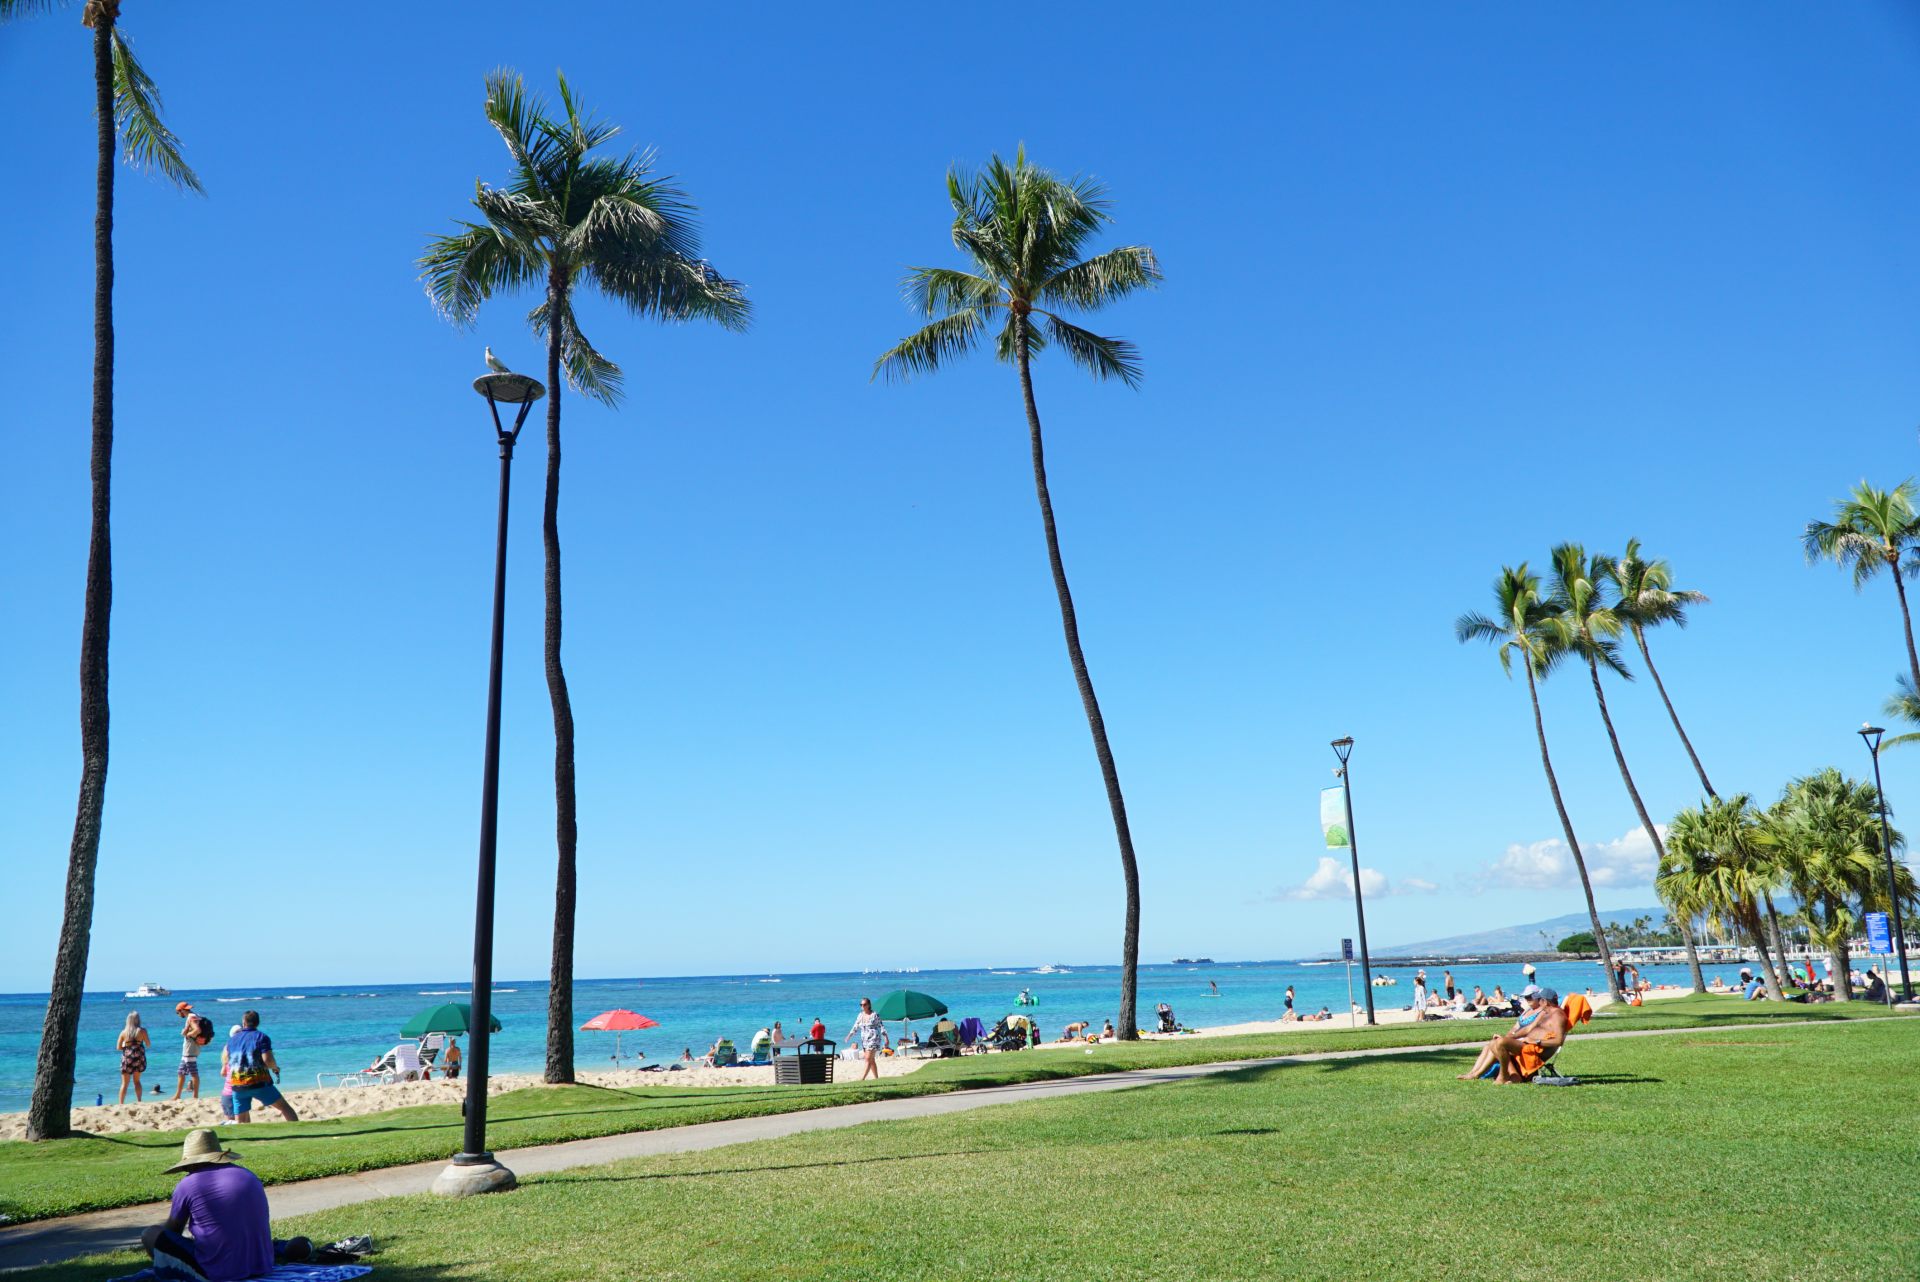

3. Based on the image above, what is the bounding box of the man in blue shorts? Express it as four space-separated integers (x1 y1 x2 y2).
224 1011 298 1124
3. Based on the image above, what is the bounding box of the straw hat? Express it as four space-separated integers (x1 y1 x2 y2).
166 1128 239 1174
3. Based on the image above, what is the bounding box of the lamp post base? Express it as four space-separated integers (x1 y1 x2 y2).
431 1153 516 1198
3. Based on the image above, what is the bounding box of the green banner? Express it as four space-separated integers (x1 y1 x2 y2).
1321 786 1349 849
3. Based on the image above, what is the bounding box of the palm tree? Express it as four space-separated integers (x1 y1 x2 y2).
1455 565 1620 997
1764 769 1914 1000
874 149 1160 1038
422 70 749 1083
1880 676 1920 750
1805 480 1920 694
1663 796 1787 1000
1605 539 1715 991
4 0 199 1142
1543 544 1652 1001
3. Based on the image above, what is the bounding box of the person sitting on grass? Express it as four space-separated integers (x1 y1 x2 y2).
1458 985 1561 1082
144 1129 311 1281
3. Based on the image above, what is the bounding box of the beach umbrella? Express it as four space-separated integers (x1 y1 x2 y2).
580 1009 659 1062
872 990 947 1021
400 1002 501 1038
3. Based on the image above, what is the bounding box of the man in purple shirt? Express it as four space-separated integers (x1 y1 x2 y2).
142 1129 302 1281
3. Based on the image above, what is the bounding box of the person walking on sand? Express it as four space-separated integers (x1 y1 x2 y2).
225 1011 298 1124
442 1039 462 1080
172 1002 207 1101
1284 985 1295 1017
847 997 889 1081
117 1011 152 1103
1412 970 1430 1019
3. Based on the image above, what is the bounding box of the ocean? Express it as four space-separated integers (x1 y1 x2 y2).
0 956 1745 1114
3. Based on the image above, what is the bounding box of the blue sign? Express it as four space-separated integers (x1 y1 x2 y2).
1866 911 1892 954
1341 938 1354 961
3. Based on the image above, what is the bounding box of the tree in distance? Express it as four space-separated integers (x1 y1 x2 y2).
1456 565 1622 1002
875 148 1160 1039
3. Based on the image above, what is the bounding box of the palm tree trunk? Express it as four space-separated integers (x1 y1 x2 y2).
1582 656 1696 994
1523 664 1621 1001
1891 562 1920 696
1745 906 1786 1001
542 268 578 1085
1012 314 1141 1040
1829 932 1851 1003
1632 625 1715 799
1764 894 1790 985
27 14 116 1143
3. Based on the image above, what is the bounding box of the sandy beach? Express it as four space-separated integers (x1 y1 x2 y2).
0 986 1683 1141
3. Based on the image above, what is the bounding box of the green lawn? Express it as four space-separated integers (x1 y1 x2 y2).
0 996 1901 1227
25 1016 1917 1282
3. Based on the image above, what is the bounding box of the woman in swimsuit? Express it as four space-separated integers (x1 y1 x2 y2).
117 1011 151 1103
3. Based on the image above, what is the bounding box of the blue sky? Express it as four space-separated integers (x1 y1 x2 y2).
3 4 1918 990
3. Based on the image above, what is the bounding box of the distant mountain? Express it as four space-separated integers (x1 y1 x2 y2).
1373 907 1666 957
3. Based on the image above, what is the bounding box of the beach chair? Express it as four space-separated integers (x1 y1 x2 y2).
926 1020 962 1058
705 1039 738 1067
418 1033 448 1075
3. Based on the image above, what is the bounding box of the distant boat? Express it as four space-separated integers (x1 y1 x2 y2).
1171 957 1215 966
1031 964 1072 975
758 976 782 984
125 982 171 998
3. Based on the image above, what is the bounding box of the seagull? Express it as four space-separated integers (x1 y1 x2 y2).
484 346 510 374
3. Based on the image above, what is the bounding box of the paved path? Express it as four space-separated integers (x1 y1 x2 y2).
0 1015 1903 1272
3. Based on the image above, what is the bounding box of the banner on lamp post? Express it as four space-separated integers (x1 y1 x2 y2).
1321 786 1350 849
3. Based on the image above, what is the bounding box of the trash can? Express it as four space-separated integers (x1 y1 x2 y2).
776 1038 835 1084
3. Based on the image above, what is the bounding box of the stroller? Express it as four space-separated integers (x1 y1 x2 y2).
984 1015 1031 1052
1156 1003 1179 1034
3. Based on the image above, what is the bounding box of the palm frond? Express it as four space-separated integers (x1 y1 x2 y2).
1040 312 1143 386
109 30 200 193
530 298 624 404
419 220 544 326
585 249 750 331
482 68 559 196
0 0 67 22
1038 245 1162 313
872 308 990 383
902 267 1000 318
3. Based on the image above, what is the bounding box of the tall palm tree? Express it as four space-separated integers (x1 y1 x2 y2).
1544 544 1652 1001
1663 795 1786 1000
874 149 1160 1038
1879 676 1920 750
1605 540 1714 991
4 0 200 1142
1764 769 1914 1001
1456 565 1620 996
422 70 749 1083
1805 480 1920 694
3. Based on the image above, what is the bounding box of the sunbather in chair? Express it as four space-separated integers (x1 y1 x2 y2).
1458 986 1569 1083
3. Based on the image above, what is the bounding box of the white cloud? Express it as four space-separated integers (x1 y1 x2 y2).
1277 857 1435 901
1481 825 1663 891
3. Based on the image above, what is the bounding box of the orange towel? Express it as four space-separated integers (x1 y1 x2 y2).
1514 1042 1547 1079
1564 994 1593 1025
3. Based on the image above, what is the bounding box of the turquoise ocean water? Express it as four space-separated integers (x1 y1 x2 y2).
0 956 1748 1114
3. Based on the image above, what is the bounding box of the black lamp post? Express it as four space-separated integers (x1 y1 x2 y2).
1859 724 1913 1002
432 368 543 1198
1330 737 1376 1025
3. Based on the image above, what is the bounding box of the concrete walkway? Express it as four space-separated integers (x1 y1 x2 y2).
0 1015 1902 1272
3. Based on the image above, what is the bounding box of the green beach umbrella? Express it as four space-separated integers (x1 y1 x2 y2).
872 990 947 1022
400 1002 501 1038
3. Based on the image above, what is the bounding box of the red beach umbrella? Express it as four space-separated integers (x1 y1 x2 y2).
580 1009 660 1063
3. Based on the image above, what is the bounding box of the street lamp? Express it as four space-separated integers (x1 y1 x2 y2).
1330 737 1376 1026
1859 724 1913 1002
431 368 544 1198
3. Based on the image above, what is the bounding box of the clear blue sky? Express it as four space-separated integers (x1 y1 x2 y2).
4 4 1918 990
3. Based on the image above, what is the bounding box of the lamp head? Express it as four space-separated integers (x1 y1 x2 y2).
1330 736 1354 765
1861 723 1886 752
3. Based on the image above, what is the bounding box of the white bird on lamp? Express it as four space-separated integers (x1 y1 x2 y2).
484 346 510 374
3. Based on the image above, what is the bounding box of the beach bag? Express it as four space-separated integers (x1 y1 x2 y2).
188 1015 214 1046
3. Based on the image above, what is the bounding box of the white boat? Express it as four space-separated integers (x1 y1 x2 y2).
1370 976 1397 987
125 982 171 998
757 976 782 983
1031 964 1072 975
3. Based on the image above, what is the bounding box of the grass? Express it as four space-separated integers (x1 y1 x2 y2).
23 1016 1917 1281
0 996 1901 1226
